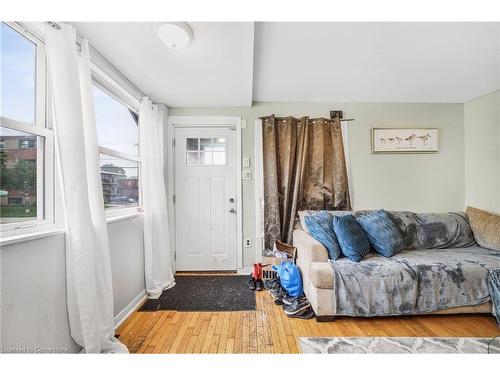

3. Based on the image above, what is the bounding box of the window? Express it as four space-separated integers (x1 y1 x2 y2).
92 83 140 211
186 137 226 166
0 22 52 232
0 23 36 124
93 85 138 156
18 139 36 149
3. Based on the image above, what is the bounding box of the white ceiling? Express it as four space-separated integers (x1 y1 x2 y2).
74 22 255 107
254 22 500 103
74 22 500 106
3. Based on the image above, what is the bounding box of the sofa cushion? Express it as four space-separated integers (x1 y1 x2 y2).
356 209 405 257
332 215 371 262
373 211 476 250
304 211 342 260
466 206 500 251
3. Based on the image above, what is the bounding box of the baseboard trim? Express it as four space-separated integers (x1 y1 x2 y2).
114 290 147 329
237 267 252 275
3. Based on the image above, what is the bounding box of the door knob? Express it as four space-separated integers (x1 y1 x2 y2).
229 208 236 214
229 198 235 203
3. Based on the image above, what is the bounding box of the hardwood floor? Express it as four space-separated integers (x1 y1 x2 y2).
117 287 500 354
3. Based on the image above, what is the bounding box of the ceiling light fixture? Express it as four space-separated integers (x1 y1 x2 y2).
158 22 193 50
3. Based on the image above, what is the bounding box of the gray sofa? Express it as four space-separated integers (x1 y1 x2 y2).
294 210 499 321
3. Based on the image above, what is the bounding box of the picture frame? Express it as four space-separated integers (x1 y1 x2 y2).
371 128 439 153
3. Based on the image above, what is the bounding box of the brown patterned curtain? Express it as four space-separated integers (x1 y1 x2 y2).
262 115 351 250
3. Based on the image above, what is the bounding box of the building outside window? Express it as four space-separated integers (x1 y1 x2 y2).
0 22 53 229
92 84 140 211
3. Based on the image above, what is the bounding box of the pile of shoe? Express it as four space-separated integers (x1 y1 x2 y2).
248 278 263 291
264 277 314 319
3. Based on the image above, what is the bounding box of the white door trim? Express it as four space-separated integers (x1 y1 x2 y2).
167 116 243 272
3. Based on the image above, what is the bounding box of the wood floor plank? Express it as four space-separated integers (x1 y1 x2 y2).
217 312 231 353
241 311 250 353
168 312 196 353
118 285 500 354
192 312 212 353
233 311 243 353
177 312 201 353
201 313 218 353
146 311 174 351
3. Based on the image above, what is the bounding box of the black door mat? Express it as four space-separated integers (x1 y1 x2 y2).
139 275 256 312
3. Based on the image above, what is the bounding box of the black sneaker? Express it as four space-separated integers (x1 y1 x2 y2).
248 278 256 291
282 295 299 306
284 299 311 316
289 307 314 320
264 277 280 291
270 285 287 301
255 279 264 291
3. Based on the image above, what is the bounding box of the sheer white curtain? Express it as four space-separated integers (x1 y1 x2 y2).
139 99 175 298
45 23 127 353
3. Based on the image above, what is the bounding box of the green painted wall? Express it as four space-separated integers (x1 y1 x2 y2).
464 90 500 214
170 102 465 267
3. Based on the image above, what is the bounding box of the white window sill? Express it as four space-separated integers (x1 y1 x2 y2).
106 210 142 224
1 211 143 246
0 226 66 246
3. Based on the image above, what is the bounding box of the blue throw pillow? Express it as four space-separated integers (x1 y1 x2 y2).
356 209 405 257
304 211 342 260
332 214 371 262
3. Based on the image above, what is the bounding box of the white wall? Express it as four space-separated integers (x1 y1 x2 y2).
170 102 466 267
464 90 500 214
1 216 145 352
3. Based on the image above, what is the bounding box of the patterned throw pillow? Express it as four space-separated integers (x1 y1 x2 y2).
304 211 342 260
356 209 405 257
332 215 371 262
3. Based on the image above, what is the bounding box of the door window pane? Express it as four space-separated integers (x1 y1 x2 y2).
213 152 226 165
1 23 36 124
99 153 139 209
185 137 227 166
186 138 198 151
200 138 212 151
0 126 38 223
186 151 199 165
199 151 212 165
93 85 139 155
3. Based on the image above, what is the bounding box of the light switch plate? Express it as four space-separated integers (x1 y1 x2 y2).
242 157 250 167
242 169 252 180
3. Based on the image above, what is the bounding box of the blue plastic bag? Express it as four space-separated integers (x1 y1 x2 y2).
273 261 303 297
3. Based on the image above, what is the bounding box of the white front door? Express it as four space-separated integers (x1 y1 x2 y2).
174 127 238 271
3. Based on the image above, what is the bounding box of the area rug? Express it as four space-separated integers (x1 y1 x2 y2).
299 336 500 354
139 275 256 312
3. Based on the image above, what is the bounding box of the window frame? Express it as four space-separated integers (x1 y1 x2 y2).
91 76 142 218
0 22 55 236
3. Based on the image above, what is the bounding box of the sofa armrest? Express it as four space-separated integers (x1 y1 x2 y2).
309 262 335 289
293 229 329 264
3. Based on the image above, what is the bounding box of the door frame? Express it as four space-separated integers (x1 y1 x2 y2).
166 116 243 273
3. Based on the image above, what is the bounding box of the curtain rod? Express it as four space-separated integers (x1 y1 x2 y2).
47 21 61 30
259 114 355 122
